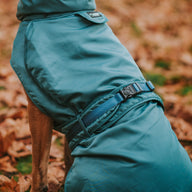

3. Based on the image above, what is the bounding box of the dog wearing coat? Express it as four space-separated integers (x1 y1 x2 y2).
11 0 192 192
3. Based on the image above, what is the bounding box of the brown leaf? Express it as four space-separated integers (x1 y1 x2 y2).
167 115 192 141
7 108 26 120
0 176 18 192
0 156 17 173
48 178 60 192
48 162 65 178
14 119 30 140
180 52 192 66
17 175 31 192
0 118 16 157
0 67 12 79
14 94 28 108
8 140 31 158
0 175 11 186
184 146 192 160
0 90 15 107
48 162 65 192
0 156 9 164
50 135 64 160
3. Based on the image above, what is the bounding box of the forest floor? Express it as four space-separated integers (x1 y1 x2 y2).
0 0 192 191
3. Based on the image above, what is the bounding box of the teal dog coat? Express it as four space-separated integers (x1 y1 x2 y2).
11 0 192 191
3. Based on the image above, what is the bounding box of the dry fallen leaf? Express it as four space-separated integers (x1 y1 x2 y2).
50 135 64 160
48 162 65 191
180 52 192 66
167 115 192 141
7 108 26 120
17 175 31 192
8 140 31 158
14 119 30 140
0 156 17 173
0 175 11 186
0 67 12 79
0 119 16 157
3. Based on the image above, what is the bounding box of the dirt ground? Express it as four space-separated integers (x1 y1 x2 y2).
0 0 192 191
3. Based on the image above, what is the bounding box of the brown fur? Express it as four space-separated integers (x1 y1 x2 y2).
27 94 73 192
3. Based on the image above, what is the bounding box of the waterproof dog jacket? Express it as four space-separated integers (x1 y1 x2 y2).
11 0 192 191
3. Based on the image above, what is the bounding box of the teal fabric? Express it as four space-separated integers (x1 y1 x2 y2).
65 101 192 192
11 0 192 191
16 0 96 20
11 8 149 133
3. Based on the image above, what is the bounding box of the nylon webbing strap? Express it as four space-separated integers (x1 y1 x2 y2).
66 81 155 143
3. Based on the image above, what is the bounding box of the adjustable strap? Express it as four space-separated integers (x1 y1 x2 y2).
66 81 155 143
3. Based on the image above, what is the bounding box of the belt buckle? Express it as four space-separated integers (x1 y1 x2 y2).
119 82 142 100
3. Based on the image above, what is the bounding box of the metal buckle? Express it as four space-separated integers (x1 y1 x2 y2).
119 83 142 100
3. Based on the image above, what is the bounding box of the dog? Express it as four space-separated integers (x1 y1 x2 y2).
11 0 192 192
26 94 73 191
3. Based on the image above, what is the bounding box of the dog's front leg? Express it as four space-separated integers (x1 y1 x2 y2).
27 96 53 192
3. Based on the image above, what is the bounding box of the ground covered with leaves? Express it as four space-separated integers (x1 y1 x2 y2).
0 0 192 191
